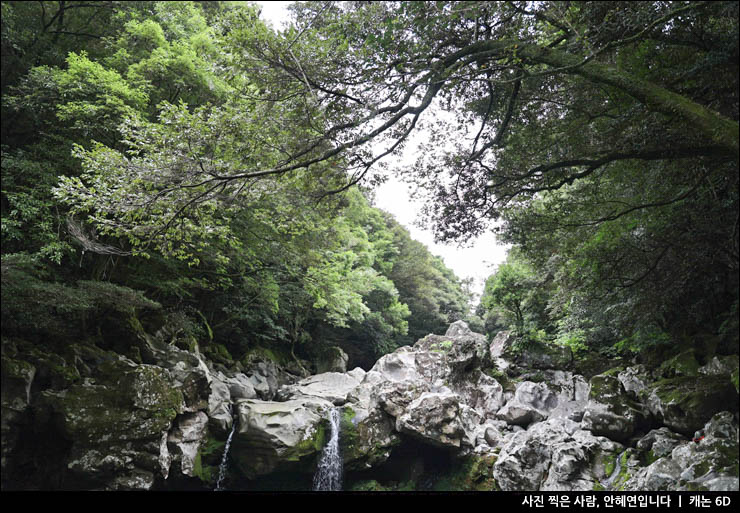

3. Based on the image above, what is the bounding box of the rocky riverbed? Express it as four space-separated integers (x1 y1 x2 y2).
2 321 738 491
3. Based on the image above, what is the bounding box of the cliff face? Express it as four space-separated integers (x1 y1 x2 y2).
2 321 738 491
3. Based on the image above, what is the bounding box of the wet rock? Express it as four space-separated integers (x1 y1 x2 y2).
231 397 333 477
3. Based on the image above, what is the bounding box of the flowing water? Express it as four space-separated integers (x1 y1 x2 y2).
313 407 343 491
214 420 237 491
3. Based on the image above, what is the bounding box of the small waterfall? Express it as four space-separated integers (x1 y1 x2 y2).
313 407 343 491
214 419 237 491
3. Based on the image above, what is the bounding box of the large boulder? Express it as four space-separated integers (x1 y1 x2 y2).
641 375 739 436
138 336 211 413
493 419 624 491
582 370 648 442
395 391 479 449
275 369 364 405
167 411 209 479
206 369 257 435
315 346 350 374
231 397 334 478
625 412 739 491
497 381 555 426
35 355 183 490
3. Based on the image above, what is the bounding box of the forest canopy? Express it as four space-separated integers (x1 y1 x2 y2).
1 1 738 364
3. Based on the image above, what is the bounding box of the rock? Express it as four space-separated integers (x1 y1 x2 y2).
699 355 739 378
641 375 739 436
241 352 303 401
35 356 183 490
206 373 233 434
632 458 683 491
451 371 505 420
231 397 333 477
316 346 349 374
275 371 363 405
624 411 739 491
138 337 211 413
396 391 474 449
494 420 571 490
1 355 36 476
513 341 573 371
340 402 399 471
618 365 650 397
414 321 491 372
582 371 648 442
497 381 554 426
657 350 701 378
636 428 685 460
489 330 515 359
167 411 209 478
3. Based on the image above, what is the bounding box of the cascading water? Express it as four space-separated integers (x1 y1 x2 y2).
312 407 343 491
214 419 237 491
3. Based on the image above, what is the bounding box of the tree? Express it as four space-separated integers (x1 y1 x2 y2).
14 1 738 354
53 1 737 260
480 248 551 338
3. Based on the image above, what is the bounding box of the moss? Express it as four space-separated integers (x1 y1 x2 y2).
642 449 660 466
1 354 36 380
291 422 326 460
658 350 700 378
574 354 626 380
349 479 391 491
192 437 227 484
431 455 498 491
604 453 617 477
241 345 291 367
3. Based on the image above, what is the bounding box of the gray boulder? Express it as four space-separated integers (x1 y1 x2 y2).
276 370 363 405
231 397 333 477
497 381 555 426
167 411 209 478
396 391 479 449
582 371 648 442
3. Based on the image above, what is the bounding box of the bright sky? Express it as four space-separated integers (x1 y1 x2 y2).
254 1 509 301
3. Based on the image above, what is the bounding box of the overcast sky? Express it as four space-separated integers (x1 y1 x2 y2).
254 1 510 300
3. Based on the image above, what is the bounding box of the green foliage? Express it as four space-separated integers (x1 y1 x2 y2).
480 249 552 339
1 254 160 340
3 0 735 375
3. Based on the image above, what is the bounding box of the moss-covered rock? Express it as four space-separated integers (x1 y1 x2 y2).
657 350 701 378
1 353 37 480
26 354 183 490
431 454 498 491
510 340 573 372
641 375 739 436
582 371 648 442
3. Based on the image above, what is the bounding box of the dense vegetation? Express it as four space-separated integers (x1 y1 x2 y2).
2 0 738 370
1 1 472 370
